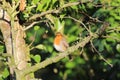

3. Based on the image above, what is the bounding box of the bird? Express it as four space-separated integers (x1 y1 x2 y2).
54 32 69 52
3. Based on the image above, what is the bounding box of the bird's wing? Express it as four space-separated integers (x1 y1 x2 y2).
62 38 69 48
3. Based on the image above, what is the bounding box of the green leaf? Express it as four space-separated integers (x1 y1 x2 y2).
34 26 40 31
75 57 85 64
110 9 120 20
52 0 57 5
0 61 6 74
36 0 51 11
0 76 3 80
60 14 65 19
55 19 61 31
105 44 112 52
80 4 86 12
98 40 105 52
65 69 72 74
116 44 120 53
65 61 76 69
33 55 41 63
36 4 44 11
0 45 4 53
57 20 65 33
87 3 93 8
41 0 51 11
106 37 116 43
35 44 46 50
2 68 9 78
54 18 64 32
33 0 40 4
103 39 113 52
68 35 77 43
47 45 53 53
81 4 86 11
68 25 78 34
71 5 78 10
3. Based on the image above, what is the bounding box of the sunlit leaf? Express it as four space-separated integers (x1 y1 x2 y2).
60 13 65 18
35 44 46 50
2 68 9 78
75 57 85 64
71 5 78 10
82 4 86 11
37 4 43 11
33 55 41 63
0 45 4 53
33 0 39 4
116 44 120 53
34 26 40 31
106 37 116 43
52 0 57 5
65 61 76 69
47 45 53 53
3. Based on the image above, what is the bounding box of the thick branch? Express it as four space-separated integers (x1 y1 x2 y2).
0 5 32 79
0 7 14 76
21 35 92 76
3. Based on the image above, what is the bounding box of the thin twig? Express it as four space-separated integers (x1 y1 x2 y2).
29 9 59 20
0 40 4 44
29 1 82 20
80 47 84 55
12 0 20 14
28 31 36 49
61 1 81 9
102 35 120 42
79 11 103 23
90 41 113 67
24 20 47 31
64 16 91 34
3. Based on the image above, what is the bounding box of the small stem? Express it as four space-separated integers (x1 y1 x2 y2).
90 41 113 67
24 20 47 31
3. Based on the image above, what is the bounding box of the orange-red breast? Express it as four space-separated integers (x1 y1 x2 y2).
54 32 69 52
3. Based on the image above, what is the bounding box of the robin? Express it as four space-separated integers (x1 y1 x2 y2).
54 32 69 52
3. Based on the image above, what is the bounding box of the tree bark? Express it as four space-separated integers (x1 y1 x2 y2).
0 7 31 80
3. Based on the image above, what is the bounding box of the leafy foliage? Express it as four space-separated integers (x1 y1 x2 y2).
0 0 120 80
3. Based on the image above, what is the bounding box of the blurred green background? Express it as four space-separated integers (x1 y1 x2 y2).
0 0 120 80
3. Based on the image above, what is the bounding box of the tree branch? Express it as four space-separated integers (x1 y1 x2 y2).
79 11 103 23
20 34 93 76
24 20 48 31
90 41 113 67
29 0 92 21
64 16 90 33
29 9 58 21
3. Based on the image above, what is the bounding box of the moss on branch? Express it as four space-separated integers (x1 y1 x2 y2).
19 35 92 77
